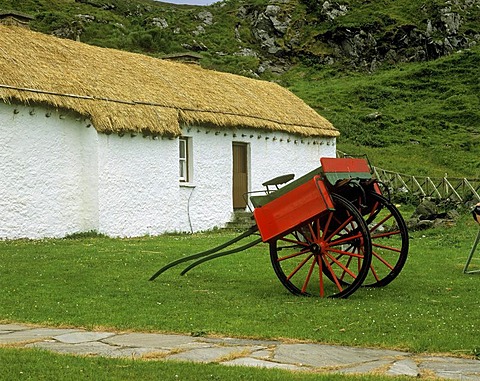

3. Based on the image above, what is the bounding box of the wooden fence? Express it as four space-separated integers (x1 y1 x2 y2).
372 167 480 202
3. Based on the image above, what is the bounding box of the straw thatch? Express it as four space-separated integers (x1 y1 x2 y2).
0 25 338 138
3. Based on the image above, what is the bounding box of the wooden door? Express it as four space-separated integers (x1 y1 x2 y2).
232 143 248 209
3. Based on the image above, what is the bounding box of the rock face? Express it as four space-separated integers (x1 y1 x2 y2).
236 0 479 73
241 4 292 56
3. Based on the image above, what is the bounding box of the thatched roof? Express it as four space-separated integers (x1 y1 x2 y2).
0 25 338 138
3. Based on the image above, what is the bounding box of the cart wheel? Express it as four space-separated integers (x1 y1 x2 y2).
269 194 372 298
360 191 409 287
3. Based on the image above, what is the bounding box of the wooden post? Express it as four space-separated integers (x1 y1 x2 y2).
464 203 480 274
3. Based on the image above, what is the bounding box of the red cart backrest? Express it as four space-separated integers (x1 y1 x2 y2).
320 157 372 185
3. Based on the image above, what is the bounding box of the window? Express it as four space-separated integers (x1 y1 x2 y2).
179 137 191 182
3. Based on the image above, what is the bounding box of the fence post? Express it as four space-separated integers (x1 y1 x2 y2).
464 179 480 202
443 178 463 201
412 176 426 197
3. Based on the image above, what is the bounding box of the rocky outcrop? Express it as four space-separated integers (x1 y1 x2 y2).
235 0 479 73
45 0 480 75
240 4 292 56
407 198 463 231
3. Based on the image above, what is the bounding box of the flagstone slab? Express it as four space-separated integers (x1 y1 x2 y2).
273 343 408 368
166 345 256 363
418 356 480 380
103 333 196 349
27 340 166 358
0 328 83 344
387 359 420 377
54 331 116 344
335 359 394 375
249 348 273 359
28 341 116 356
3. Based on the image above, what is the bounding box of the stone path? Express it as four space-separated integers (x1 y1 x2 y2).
1 323 480 379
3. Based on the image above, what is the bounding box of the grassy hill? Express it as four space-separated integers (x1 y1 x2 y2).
282 46 480 178
0 0 479 178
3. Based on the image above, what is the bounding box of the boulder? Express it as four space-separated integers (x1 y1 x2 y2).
413 199 439 221
197 11 213 26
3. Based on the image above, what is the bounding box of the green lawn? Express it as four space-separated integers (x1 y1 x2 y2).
1 209 479 357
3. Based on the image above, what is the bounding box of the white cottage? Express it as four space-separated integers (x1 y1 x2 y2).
0 25 339 239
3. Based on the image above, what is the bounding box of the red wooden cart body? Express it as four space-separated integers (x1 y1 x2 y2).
253 175 334 243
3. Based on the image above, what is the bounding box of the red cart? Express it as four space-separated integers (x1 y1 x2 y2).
151 157 409 299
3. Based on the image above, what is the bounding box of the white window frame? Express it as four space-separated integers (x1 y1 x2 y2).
179 137 192 183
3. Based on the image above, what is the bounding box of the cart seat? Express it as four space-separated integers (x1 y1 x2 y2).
262 173 295 188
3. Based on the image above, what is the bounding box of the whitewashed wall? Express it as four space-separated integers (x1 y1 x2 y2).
0 103 98 239
0 102 336 239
